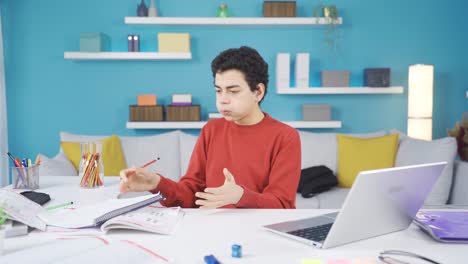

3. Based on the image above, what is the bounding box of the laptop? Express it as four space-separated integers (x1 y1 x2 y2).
264 162 447 249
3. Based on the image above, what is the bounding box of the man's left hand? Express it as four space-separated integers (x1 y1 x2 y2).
195 168 244 208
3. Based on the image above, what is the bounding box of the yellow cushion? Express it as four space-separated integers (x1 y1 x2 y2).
61 135 127 176
336 134 399 188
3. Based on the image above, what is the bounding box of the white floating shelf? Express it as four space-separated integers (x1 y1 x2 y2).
124 17 343 26
127 121 342 129
64 52 192 60
277 86 404 94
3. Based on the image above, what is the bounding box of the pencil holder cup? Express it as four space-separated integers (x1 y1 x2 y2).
11 165 40 189
79 142 104 188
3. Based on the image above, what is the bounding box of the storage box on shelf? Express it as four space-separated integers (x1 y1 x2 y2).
80 32 110 52
129 105 164 122
166 105 201 121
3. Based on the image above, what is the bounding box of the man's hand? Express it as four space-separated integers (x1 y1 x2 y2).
195 168 244 208
119 167 161 193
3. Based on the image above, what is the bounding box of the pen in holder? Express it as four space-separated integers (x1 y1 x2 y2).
11 165 40 189
79 142 104 188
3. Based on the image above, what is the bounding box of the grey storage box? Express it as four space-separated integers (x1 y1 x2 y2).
364 68 390 87
321 70 350 87
302 104 331 121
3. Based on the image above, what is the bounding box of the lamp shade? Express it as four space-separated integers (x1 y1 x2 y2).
408 64 433 140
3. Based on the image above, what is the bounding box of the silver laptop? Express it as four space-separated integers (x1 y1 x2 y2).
264 162 447 249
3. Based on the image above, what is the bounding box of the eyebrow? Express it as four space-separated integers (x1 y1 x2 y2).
214 84 241 89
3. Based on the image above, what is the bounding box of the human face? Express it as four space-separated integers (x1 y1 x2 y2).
215 69 265 125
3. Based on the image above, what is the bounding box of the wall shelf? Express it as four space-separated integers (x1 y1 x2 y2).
124 17 343 26
64 52 192 60
276 86 404 94
126 121 342 129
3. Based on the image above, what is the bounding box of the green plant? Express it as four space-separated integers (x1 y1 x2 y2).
448 112 468 161
313 3 341 58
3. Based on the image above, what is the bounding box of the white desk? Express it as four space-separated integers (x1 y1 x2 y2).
3 176 468 263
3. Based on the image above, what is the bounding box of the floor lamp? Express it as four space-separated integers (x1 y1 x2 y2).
408 64 434 140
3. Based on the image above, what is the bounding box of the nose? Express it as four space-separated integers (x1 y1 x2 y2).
218 92 230 104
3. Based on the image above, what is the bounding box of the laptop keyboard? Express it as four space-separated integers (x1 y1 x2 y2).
287 223 333 242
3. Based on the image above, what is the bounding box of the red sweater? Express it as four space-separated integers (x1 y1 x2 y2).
152 113 301 208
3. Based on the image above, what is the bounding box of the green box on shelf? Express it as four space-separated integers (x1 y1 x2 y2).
80 32 110 52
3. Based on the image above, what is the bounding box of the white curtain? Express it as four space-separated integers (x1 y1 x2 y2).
0 10 9 187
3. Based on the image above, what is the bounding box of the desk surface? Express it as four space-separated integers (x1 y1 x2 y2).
3 176 468 263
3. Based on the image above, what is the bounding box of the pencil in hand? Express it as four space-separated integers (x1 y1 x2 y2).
140 157 160 168
125 157 160 178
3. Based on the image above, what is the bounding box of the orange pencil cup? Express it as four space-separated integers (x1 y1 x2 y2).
12 165 40 189
79 142 104 188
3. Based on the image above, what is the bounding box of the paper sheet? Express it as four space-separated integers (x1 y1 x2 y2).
0 189 46 230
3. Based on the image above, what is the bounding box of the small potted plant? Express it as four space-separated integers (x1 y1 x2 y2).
313 3 341 58
448 112 468 161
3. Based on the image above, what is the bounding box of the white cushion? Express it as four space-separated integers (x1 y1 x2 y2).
314 187 350 209
392 129 457 205
38 153 78 176
299 131 387 174
179 132 198 176
450 161 468 204
60 131 108 142
295 194 320 209
119 131 181 182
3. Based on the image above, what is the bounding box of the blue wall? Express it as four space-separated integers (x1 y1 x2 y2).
2 0 468 159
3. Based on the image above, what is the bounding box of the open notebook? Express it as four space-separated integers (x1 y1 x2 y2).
37 193 164 228
100 206 184 235
0 189 163 229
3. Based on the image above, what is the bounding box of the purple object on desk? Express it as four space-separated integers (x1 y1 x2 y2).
414 210 468 243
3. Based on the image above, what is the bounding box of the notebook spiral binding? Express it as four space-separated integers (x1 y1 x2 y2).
94 193 164 226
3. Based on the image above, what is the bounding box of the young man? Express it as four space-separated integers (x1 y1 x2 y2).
120 46 301 208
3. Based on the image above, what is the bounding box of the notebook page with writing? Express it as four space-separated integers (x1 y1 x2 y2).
37 193 164 228
100 206 184 234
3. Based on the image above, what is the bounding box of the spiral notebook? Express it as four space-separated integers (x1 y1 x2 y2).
37 193 164 229
414 210 468 243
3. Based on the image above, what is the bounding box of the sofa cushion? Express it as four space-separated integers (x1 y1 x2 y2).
119 131 181 182
450 161 468 204
299 131 387 174
392 130 457 205
38 152 78 176
295 193 320 209
336 134 399 187
314 187 350 209
60 131 107 143
179 132 198 176
295 187 350 209
60 135 127 176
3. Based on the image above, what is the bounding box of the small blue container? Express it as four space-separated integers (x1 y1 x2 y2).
80 32 110 52
231 244 242 258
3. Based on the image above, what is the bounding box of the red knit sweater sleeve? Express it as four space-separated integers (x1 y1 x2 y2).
236 129 301 209
150 128 208 208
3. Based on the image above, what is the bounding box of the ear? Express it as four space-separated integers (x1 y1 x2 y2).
255 83 265 102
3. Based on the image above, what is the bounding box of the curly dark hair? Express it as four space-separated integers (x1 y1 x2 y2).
211 46 269 103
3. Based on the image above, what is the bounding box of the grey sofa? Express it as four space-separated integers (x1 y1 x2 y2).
43 129 466 209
